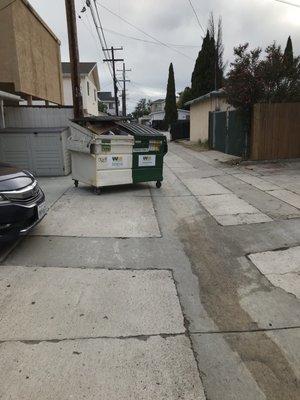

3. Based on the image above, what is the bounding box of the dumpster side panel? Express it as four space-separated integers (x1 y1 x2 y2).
132 134 166 184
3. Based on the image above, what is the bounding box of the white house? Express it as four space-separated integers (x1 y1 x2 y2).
149 98 190 124
62 62 100 116
98 91 117 115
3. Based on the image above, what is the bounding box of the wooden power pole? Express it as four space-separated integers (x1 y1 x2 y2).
65 0 84 119
103 47 123 116
117 63 131 117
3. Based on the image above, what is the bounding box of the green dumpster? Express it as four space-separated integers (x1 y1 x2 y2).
116 122 168 188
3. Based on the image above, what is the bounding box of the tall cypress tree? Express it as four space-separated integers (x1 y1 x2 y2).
191 31 216 99
164 63 178 126
283 36 294 73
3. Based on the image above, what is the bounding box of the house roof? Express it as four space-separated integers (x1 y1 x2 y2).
61 62 97 75
185 89 226 106
98 91 115 102
151 99 165 105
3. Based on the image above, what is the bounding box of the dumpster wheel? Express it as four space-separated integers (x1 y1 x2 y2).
156 180 162 189
94 187 101 195
74 180 79 188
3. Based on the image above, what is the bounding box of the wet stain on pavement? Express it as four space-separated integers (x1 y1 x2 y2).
178 218 300 400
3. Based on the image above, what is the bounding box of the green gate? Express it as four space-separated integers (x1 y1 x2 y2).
209 110 249 157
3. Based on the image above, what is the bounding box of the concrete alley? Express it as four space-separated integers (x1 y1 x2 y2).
0 143 299 400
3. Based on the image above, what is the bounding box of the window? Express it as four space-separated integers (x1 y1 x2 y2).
87 81 90 96
109 103 114 109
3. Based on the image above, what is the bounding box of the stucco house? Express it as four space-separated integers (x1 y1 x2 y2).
149 98 190 124
185 89 232 143
62 62 100 116
98 91 117 115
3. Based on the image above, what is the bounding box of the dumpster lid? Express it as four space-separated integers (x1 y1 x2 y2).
116 121 165 137
73 116 131 123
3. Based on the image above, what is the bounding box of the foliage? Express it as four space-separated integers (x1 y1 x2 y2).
208 13 225 89
225 38 300 109
225 44 264 110
164 63 178 126
177 87 193 109
190 14 225 100
98 101 108 113
132 98 151 119
191 31 216 98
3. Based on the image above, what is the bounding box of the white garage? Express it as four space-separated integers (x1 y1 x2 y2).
0 127 71 176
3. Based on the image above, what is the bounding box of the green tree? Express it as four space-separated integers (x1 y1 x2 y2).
225 44 264 110
209 13 225 89
164 63 178 126
132 98 151 119
98 102 108 113
225 39 300 110
191 31 216 98
177 87 192 109
283 36 294 74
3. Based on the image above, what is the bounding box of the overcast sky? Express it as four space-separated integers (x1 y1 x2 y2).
29 0 300 111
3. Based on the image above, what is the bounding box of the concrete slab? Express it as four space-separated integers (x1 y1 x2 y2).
192 329 300 400
248 246 300 275
184 178 231 196
0 335 206 400
215 212 272 226
267 189 300 209
214 174 300 220
248 247 300 299
0 267 185 340
191 333 266 400
234 173 279 191
197 193 260 216
31 193 160 238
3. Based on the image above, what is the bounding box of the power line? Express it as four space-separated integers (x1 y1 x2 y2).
273 0 300 7
102 27 199 48
92 0 123 90
187 0 206 34
96 1 193 60
85 0 122 91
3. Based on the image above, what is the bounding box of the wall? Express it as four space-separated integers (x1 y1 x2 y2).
81 75 98 116
0 0 63 104
4 106 73 128
150 109 190 122
63 75 98 116
250 103 300 160
190 97 230 142
63 78 73 107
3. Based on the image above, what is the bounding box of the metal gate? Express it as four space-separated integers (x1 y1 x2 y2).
209 110 248 157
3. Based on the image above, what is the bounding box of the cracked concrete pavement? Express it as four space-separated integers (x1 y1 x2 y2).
0 143 299 399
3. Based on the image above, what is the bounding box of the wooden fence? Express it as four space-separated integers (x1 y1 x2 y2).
250 103 300 160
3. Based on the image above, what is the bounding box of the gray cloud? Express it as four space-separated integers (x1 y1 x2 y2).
30 0 300 111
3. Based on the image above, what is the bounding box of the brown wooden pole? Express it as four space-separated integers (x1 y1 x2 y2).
65 0 84 119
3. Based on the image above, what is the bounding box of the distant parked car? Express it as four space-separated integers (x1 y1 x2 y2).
0 163 46 242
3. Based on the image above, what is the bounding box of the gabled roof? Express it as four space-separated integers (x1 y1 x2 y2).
98 91 115 102
151 99 165 105
61 62 97 75
185 89 226 106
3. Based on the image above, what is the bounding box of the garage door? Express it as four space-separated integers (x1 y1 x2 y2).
0 130 65 176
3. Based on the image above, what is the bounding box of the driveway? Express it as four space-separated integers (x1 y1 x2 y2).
0 143 299 399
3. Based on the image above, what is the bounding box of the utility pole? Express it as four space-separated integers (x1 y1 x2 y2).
65 0 84 119
117 63 131 117
103 47 123 116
